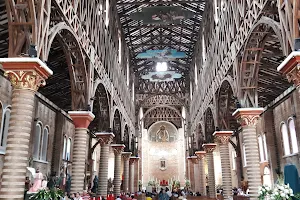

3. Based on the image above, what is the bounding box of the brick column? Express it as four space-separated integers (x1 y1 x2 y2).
187 157 195 191
111 144 125 196
0 58 52 200
203 143 217 199
213 131 233 199
233 108 263 200
195 151 206 196
96 133 115 197
122 152 132 193
129 157 139 193
68 111 95 193
191 156 200 193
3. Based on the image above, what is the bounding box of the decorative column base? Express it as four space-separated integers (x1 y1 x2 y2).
195 151 206 196
233 108 263 200
213 131 233 199
96 132 115 197
203 143 217 199
0 58 52 200
111 144 125 196
122 152 132 193
69 111 95 193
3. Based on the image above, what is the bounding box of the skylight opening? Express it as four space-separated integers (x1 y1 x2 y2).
156 62 168 72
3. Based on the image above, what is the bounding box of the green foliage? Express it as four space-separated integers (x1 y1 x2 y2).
30 188 63 200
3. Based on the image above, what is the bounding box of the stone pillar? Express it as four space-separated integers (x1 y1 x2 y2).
0 58 52 200
213 131 233 199
233 108 263 200
96 133 115 197
122 152 132 193
191 156 200 193
203 143 217 199
187 157 195 191
129 157 139 193
69 111 95 193
111 144 125 196
195 151 206 196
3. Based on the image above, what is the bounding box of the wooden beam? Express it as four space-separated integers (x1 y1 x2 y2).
117 0 205 5
129 42 194 47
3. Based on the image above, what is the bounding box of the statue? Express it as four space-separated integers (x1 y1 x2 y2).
91 176 98 193
28 168 43 192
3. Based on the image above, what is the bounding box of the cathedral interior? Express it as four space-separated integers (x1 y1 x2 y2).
0 0 300 200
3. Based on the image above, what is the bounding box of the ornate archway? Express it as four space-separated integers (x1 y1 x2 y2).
239 17 291 107
39 23 88 110
89 83 110 133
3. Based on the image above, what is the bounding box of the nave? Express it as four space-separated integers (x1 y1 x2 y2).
0 1 300 200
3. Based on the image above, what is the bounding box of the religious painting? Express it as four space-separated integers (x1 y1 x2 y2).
136 49 186 60
156 125 169 142
141 71 182 82
160 159 166 171
130 6 194 24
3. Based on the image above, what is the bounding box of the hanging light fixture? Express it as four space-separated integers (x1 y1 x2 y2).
156 62 168 72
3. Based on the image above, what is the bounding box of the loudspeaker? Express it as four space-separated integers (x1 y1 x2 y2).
294 38 300 51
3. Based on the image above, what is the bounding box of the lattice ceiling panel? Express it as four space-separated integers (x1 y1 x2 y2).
117 0 206 95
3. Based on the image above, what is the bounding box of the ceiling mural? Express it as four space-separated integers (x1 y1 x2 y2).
141 71 182 82
129 6 194 25
136 49 187 61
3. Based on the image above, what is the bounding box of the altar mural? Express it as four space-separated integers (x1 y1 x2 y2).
142 121 185 186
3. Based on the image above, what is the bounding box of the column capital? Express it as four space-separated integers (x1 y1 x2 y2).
190 156 199 164
213 131 233 145
0 57 53 91
111 144 125 155
95 132 115 145
68 111 95 128
232 108 264 126
129 156 139 164
195 151 206 160
122 152 132 160
277 51 300 87
202 143 217 153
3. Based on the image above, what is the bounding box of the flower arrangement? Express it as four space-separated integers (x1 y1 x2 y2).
258 185 272 200
258 181 295 200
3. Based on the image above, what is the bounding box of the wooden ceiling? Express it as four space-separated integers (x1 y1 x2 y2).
116 0 206 95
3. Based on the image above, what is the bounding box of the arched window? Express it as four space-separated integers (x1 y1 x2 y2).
40 127 49 161
194 64 198 86
242 143 247 167
0 106 11 153
281 123 290 156
263 166 272 187
105 0 109 27
258 133 268 162
231 151 236 170
63 136 67 160
66 138 72 161
118 32 122 64
288 118 299 154
93 151 97 171
33 122 42 159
